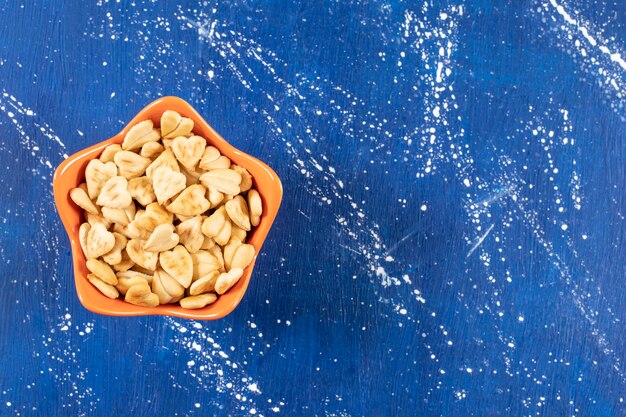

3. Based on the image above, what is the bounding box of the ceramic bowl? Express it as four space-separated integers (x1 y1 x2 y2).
53 96 282 319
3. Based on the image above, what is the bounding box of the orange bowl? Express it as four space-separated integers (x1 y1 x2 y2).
53 96 282 319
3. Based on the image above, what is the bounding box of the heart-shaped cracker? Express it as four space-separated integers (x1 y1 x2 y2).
140 141 164 159
151 269 184 304
146 148 180 179
116 269 153 284
225 195 251 231
176 216 204 254
125 283 159 307
79 223 91 258
207 186 224 208
223 240 241 272
86 223 115 259
96 176 132 209
201 206 232 246
199 169 241 196
247 189 262 227
102 232 127 265
116 276 151 296
88 275 119 299
161 110 194 139
166 184 210 216
152 166 187 205
199 154 231 171
171 135 206 171
70 187 99 215
128 176 156 206
198 146 221 169
231 244 255 271
144 223 179 252
99 144 122 163
85 159 117 199
159 245 193 288
201 206 227 237
122 120 160 151
86 258 118 285
223 241 254 272
179 293 217 309
190 250 222 281
214 268 244 295
160 110 181 138
231 165 252 192
189 270 220 296
126 239 158 271
114 151 151 180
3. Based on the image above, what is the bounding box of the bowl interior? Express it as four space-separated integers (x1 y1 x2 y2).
53 96 282 319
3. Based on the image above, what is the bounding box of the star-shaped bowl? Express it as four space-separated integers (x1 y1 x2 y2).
53 96 282 319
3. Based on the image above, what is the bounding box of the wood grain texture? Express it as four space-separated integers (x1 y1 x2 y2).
0 1 625 416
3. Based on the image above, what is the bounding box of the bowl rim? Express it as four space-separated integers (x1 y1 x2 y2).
53 96 282 319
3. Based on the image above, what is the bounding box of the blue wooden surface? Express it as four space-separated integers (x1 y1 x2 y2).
0 1 625 416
